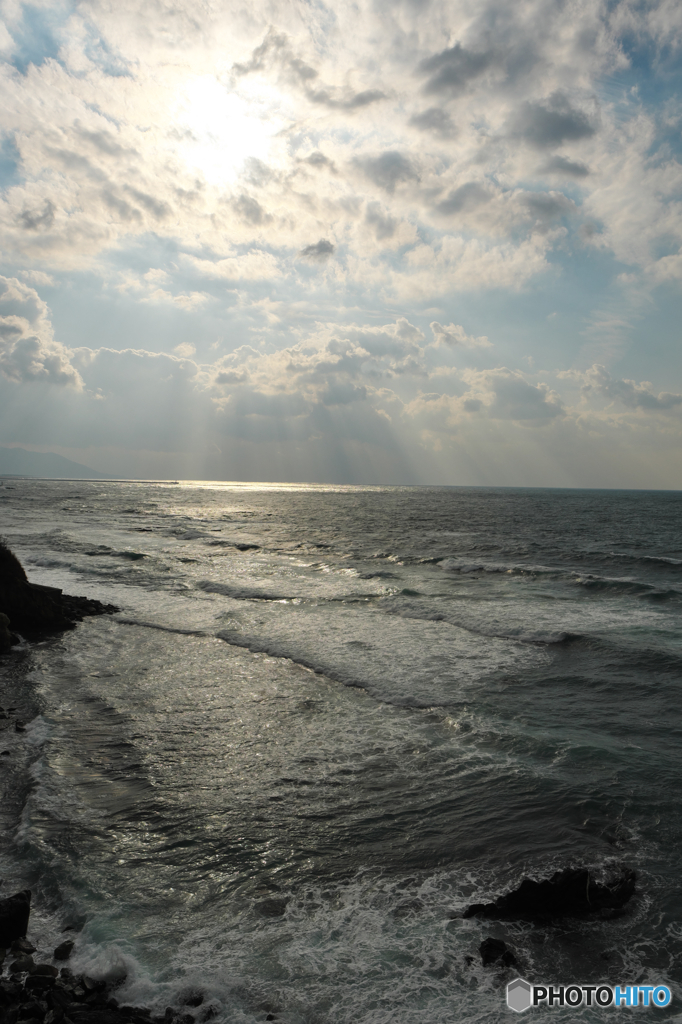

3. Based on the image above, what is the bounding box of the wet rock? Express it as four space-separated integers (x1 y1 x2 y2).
15 721 25 733
10 956 36 974
0 541 118 637
25 975 57 992
179 992 203 1008
479 937 518 968
0 612 13 652
53 942 74 962
255 897 288 918
0 891 31 947
463 867 636 922
35 966 60 979
12 936 36 955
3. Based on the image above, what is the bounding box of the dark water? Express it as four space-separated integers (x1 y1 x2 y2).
0 480 681 1022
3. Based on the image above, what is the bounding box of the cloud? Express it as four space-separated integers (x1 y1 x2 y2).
355 151 420 193
299 239 335 261
462 367 564 422
0 276 82 387
513 93 596 149
430 322 491 348
364 202 398 241
581 364 682 410
519 190 576 228
408 107 456 138
417 43 493 95
542 155 590 178
434 182 490 216
187 251 282 280
233 28 386 111
19 199 56 231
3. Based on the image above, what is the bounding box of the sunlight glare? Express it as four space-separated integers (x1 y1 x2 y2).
175 76 285 186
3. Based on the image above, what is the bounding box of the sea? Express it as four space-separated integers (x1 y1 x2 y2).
0 479 681 1023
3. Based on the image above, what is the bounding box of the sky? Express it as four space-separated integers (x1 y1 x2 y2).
0 0 681 486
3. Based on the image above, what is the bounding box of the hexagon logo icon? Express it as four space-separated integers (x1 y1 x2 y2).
507 978 532 1013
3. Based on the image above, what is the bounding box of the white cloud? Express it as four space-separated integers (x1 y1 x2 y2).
578 364 682 411
0 276 82 387
430 322 491 348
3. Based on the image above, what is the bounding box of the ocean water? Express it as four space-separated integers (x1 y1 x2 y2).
0 479 681 1023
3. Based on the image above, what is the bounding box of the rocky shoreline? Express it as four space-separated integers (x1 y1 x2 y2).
0 539 640 1020
0 897 203 1024
0 538 118 651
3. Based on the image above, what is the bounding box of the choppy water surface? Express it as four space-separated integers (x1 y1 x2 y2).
0 480 681 1022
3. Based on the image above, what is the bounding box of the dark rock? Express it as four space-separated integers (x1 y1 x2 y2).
1 750 11 756
10 956 36 974
255 898 288 918
19 999 46 1020
13 938 37 954
0 540 118 637
0 891 31 946
54 942 74 962
25 975 57 992
463 867 636 922
0 612 13 652
479 937 518 968
35 966 60 978
179 993 203 1008
15 721 26 733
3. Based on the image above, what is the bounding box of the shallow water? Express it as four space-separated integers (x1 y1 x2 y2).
0 480 681 1022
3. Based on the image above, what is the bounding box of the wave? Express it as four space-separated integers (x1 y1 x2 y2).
435 558 681 599
383 602 581 646
206 540 260 551
197 580 288 602
116 619 207 637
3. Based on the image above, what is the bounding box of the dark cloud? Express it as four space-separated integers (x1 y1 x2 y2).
584 365 682 410
418 43 493 95
233 194 270 225
299 239 335 260
434 182 489 216
302 151 334 169
409 107 456 138
356 151 419 193
19 200 56 231
232 28 290 76
481 369 563 421
244 158 274 187
542 155 590 177
514 93 596 148
519 190 576 226
215 368 248 385
365 202 397 240
102 190 141 222
234 29 385 112
126 187 171 219
307 86 386 110
76 127 129 157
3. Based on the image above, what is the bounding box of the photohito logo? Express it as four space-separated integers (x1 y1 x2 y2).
507 979 672 1012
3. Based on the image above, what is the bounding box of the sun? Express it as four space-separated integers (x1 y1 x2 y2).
174 75 285 186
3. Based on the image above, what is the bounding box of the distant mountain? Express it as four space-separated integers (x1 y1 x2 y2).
0 447 113 479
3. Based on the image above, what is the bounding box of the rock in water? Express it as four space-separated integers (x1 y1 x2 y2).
464 867 635 921
54 939 75 961
0 890 31 947
0 612 14 652
479 937 518 968
0 539 118 637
